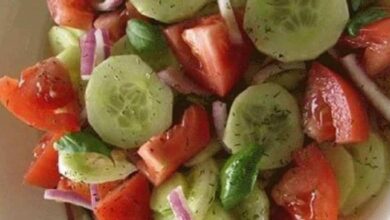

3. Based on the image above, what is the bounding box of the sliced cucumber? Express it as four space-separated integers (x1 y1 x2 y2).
341 132 390 215
58 150 137 184
266 69 307 91
185 139 222 167
63 27 86 39
49 26 79 55
151 173 188 213
244 0 349 62
56 46 81 90
322 145 356 208
205 201 235 220
223 83 304 169
111 36 136 56
130 0 212 23
233 184 270 220
154 211 175 220
187 159 219 220
85 55 173 148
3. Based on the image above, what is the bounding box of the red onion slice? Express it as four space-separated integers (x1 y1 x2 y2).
168 186 193 220
217 0 243 45
157 67 211 96
92 0 124 11
213 101 227 140
44 189 92 210
341 54 390 122
80 29 111 80
90 184 100 209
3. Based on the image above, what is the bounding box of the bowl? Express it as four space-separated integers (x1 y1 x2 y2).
1 1 390 220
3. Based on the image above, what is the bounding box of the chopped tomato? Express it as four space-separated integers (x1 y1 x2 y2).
137 105 211 185
57 178 91 200
95 173 151 220
272 145 339 220
0 58 80 133
341 18 390 76
271 205 294 220
94 9 129 43
303 63 369 144
24 133 62 189
164 14 252 97
47 0 94 30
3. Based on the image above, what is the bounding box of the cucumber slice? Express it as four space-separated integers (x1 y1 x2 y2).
244 0 349 62
233 185 270 220
49 26 79 55
341 132 390 215
322 145 356 208
58 150 137 184
111 36 136 56
223 83 304 169
63 27 86 39
56 46 81 90
154 211 175 220
130 0 212 23
85 55 173 148
185 139 222 167
266 69 307 91
187 159 219 220
151 173 188 213
205 202 235 220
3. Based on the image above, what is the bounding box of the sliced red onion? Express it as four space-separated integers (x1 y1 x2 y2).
168 186 193 220
252 61 306 84
80 29 111 80
213 101 227 140
217 0 243 45
341 54 390 122
157 67 211 96
92 0 124 11
90 184 100 209
44 189 92 210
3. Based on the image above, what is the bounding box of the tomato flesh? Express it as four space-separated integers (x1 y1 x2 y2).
303 63 369 144
95 173 151 220
272 145 339 220
0 58 80 133
341 18 390 76
164 14 252 97
137 105 211 185
24 133 62 189
47 0 94 30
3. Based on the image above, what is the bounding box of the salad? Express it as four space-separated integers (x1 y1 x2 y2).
2 0 390 219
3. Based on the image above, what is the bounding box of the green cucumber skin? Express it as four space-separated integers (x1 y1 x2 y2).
223 83 304 169
341 132 390 215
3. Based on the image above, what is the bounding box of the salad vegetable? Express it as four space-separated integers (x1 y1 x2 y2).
3 0 390 219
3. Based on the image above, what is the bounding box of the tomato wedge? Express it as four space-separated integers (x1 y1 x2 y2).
272 145 339 220
303 63 369 144
95 173 151 220
0 58 80 133
164 14 252 97
47 0 95 30
137 105 211 185
24 133 63 189
341 18 390 76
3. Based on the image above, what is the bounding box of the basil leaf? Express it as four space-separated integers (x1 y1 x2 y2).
347 7 389 36
127 19 167 53
55 132 112 158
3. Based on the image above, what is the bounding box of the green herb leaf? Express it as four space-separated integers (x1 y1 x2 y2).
55 132 112 158
347 7 389 36
127 19 167 53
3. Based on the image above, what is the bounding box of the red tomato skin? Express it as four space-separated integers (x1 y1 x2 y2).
94 9 129 43
164 14 252 97
24 133 62 189
303 63 369 144
47 0 94 30
272 145 339 220
137 105 211 186
341 18 390 76
95 173 152 220
0 58 80 133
